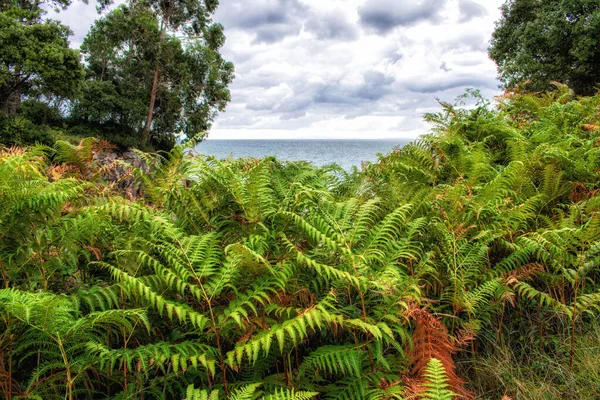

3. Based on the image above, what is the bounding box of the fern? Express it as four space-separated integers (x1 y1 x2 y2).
298 345 363 379
3 88 600 399
263 388 319 400
418 358 457 400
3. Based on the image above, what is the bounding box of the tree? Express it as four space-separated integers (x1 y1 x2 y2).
0 8 84 115
0 0 71 13
489 0 600 95
73 0 234 148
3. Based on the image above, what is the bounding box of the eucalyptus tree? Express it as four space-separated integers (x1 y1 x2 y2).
74 0 234 148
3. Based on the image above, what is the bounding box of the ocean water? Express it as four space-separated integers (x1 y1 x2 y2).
194 139 411 170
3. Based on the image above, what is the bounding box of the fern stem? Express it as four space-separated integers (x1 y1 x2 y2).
175 237 229 394
353 258 375 370
0 260 8 289
121 287 128 393
538 301 543 351
56 335 73 400
162 362 172 397
7 317 12 400
570 279 579 372
497 301 505 354
41 266 47 292
283 352 290 386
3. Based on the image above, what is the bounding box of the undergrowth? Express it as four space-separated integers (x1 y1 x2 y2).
1 84 600 399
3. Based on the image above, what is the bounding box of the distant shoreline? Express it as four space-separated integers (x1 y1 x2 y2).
195 139 408 170
201 138 410 141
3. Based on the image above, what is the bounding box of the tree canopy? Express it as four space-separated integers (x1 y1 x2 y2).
72 0 234 148
0 0 234 150
0 10 83 114
0 0 72 13
489 0 600 95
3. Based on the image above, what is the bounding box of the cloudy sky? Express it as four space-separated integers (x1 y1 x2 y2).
49 0 505 140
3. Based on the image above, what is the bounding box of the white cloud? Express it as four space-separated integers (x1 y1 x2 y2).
45 0 506 140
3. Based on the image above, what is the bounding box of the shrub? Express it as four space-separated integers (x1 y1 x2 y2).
0 114 55 146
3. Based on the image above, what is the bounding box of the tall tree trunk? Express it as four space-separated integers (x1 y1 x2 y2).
143 66 160 137
100 60 106 81
1 90 21 115
142 5 173 141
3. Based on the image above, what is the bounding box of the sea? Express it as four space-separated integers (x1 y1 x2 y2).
194 139 411 171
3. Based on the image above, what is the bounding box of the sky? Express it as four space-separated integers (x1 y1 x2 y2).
48 0 506 140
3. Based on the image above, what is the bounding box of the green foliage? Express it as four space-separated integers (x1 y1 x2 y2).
2 89 600 399
0 3 84 148
489 0 600 95
0 10 84 114
419 358 456 400
1 0 233 151
183 383 318 400
0 0 72 13
72 0 234 148
0 288 148 400
0 114 56 146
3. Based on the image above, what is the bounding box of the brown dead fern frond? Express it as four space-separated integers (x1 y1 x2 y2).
452 223 477 239
568 182 600 202
1 146 26 156
404 306 473 399
47 163 77 181
92 138 117 155
503 263 544 286
581 123 599 132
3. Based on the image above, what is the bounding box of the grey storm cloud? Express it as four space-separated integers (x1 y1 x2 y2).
241 70 397 120
246 97 279 111
386 51 404 64
314 84 361 106
214 111 257 129
276 95 313 119
458 0 488 23
405 74 497 93
382 44 405 64
358 0 447 34
277 96 313 113
254 24 302 44
315 71 395 106
46 0 504 139
234 73 283 89
214 0 308 43
304 12 359 40
357 71 395 100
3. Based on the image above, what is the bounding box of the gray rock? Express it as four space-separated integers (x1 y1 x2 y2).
94 149 149 199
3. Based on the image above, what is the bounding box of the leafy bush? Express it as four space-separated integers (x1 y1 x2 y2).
66 122 154 151
0 114 56 146
18 100 63 125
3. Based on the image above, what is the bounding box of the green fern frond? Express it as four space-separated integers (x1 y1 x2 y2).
419 358 456 400
263 388 319 400
298 345 363 379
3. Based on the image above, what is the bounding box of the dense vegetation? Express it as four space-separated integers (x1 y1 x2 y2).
2 85 600 399
0 0 233 150
489 0 600 95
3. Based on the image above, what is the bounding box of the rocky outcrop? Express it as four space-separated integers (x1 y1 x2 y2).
94 149 149 199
